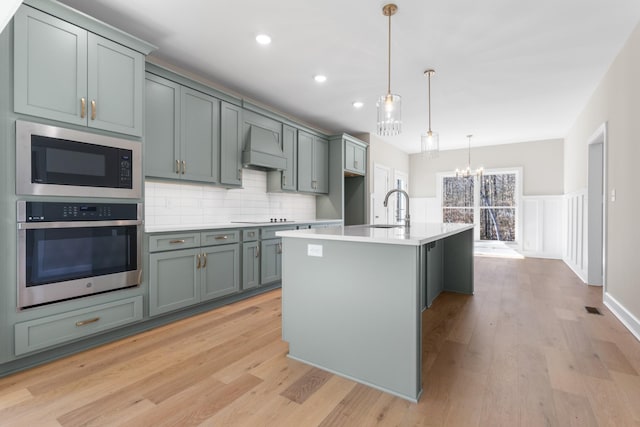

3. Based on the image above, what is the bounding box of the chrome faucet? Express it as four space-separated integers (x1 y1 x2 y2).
383 189 410 228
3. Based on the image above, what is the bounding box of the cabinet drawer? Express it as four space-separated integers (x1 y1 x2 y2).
242 228 259 242
149 232 200 252
201 230 240 246
261 225 297 239
15 296 143 356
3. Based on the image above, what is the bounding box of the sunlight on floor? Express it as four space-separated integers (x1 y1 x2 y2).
474 241 525 259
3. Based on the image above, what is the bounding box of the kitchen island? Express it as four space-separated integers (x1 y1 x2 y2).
277 223 474 402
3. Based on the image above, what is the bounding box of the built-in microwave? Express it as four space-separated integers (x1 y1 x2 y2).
16 120 142 198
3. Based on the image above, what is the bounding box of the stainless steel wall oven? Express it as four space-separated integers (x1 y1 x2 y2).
17 201 142 309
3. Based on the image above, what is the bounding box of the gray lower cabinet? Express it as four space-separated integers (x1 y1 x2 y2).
201 244 240 301
260 238 282 284
242 241 260 290
298 130 328 193
149 248 200 316
14 5 145 136
14 296 143 356
148 231 240 316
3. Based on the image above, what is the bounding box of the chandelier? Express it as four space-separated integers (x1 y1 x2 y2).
456 134 483 179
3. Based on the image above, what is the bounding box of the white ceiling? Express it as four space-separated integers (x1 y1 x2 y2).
58 0 640 153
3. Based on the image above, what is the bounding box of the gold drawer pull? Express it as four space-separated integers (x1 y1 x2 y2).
80 98 86 118
90 99 96 120
76 317 100 327
169 239 186 244
215 235 229 240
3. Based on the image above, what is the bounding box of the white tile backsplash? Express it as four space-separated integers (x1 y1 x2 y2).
144 169 316 226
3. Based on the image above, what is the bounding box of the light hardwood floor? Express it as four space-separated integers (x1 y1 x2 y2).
1 256 640 426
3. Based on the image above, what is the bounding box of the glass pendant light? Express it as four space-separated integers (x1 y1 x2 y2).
421 69 439 157
376 4 401 136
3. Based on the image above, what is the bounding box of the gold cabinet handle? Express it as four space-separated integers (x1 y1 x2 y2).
256 245 260 258
90 100 96 120
238 168 242 180
196 254 201 269
282 174 287 186
181 160 186 175
80 98 86 118
175 160 180 174
76 317 100 327
215 235 229 240
169 239 185 244
202 253 207 268
277 242 282 254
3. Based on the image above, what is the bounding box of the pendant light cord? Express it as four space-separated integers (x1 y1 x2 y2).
428 72 432 132
387 12 391 96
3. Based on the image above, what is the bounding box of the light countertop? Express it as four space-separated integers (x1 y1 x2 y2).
145 219 342 233
276 222 474 246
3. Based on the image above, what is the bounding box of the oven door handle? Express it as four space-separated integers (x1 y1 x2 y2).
18 220 142 230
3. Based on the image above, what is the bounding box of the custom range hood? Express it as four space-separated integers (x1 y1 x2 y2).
242 125 287 170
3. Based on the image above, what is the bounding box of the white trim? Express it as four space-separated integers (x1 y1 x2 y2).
587 122 608 294
562 188 588 283
604 292 640 343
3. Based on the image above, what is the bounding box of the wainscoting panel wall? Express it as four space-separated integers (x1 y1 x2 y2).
522 196 563 259
563 189 587 282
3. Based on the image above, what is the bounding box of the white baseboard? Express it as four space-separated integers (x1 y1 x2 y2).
604 292 640 342
522 251 562 260
563 257 587 283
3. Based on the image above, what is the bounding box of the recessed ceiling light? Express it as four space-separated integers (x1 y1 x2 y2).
314 75 327 83
256 34 271 45
352 101 364 108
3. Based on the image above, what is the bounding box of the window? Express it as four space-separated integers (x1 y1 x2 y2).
441 170 519 242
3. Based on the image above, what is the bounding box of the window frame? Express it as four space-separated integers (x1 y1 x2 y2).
436 167 523 244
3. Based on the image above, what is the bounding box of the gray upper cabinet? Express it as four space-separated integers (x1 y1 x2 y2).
281 125 298 191
220 102 243 187
14 5 144 136
298 130 328 194
180 87 220 183
145 73 221 184
145 73 180 180
344 139 366 176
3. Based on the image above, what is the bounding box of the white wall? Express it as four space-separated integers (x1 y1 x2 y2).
0 0 21 34
410 138 564 198
145 169 316 227
565 20 640 340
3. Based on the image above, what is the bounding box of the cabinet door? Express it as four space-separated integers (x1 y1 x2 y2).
145 74 181 179
260 239 282 284
201 244 240 301
242 241 260 290
297 130 314 193
149 249 200 316
180 87 220 183
353 143 366 175
87 33 144 136
220 102 243 186
344 140 366 175
281 125 298 191
14 6 87 126
314 136 329 193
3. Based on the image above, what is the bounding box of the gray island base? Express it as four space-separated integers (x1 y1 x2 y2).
277 223 474 402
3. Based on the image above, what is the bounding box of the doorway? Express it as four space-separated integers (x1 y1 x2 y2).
587 123 606 287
